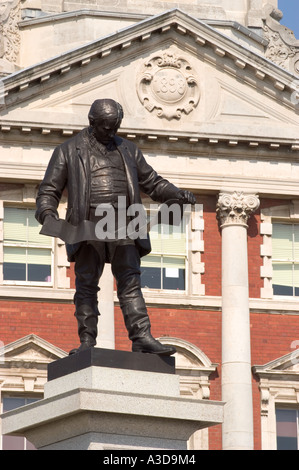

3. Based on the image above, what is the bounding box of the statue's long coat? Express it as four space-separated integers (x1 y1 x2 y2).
36 128 180 261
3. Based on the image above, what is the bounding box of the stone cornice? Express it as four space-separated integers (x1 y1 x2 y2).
0 123 298 151
19 8 148 26
0 285 74 302
118 292 299 315
1 9 298 108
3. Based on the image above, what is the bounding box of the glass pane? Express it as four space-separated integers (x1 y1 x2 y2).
4 207 51 247
163 268 185 290
276 409 298 450
163 256 185 290
294 226 299 260
272 263 293 296
141 216 187 290
161 223 186 255
140 266 161 289
2 397 37 451
4 208 27 243
294 264 299 289
27 210 51 246
272 224 293 260
3 237 52 283
2 435 25 450
141 255 162 268
150 223 187 255
27 248 51 265
28 264 51 282
4 247 27 263
162 256 185 269
3 397 26 412
149 224 162 253
3 262 26 281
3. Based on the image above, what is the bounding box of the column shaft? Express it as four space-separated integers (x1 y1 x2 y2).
97 264 115 349
217 192 259 450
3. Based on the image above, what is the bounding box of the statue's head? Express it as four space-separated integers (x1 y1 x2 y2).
88 99 124 144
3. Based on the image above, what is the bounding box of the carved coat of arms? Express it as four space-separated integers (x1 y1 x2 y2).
137 50 200 120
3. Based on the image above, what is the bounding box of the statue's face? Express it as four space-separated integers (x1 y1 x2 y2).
91 117 120 144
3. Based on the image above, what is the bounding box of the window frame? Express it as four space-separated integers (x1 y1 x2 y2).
0 395 40 450
271 221 299 298
140 205 191 294
253 348 299 450
260 203 299 301
2 205 54 287
275 407 299 450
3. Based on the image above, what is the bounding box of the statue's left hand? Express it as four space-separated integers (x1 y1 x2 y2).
177 190 196 205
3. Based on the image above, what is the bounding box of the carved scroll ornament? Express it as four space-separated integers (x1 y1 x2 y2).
216 192 260 227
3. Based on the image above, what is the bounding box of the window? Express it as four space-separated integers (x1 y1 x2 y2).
1 397 39 450
272 223 299 296
3 207 52 285
140 220 188 291
276 408 299 450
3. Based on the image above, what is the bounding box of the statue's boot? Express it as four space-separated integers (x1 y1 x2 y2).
122 297 176 356
69 303 98 355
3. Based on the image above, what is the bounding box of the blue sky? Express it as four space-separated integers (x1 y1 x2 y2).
277 0 299 38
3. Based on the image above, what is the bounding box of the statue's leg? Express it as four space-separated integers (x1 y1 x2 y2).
69 242 105 355
111 243 176 356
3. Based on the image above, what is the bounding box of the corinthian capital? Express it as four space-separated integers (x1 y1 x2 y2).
216 192 260 227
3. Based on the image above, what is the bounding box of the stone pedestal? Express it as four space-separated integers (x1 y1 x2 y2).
1 348 224 450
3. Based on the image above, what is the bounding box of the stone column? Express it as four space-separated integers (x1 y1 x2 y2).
97 264 115 349
216 191 260 450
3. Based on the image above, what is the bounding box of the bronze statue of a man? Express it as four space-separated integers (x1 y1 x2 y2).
36 99 195 356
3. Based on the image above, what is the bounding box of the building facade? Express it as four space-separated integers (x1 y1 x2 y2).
0 0 299 450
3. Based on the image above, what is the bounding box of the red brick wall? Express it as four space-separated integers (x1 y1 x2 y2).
0 300 77 352
67 262 76 289
201 196 222 297
200 195 264 299
248 208 263 298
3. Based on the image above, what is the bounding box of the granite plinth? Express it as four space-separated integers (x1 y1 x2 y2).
1 348 224 450
48 347 175 380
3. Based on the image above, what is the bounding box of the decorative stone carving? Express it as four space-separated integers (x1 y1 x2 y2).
216 192 260 227
263 7 299 76
0 0 22 70
263 25 296 70
137 49 200 120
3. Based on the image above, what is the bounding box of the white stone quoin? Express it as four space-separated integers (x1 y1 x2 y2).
217 192 260 450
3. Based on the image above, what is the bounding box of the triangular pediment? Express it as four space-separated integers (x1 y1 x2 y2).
0 9 298 143
0 334 67 366
253 348 299 377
